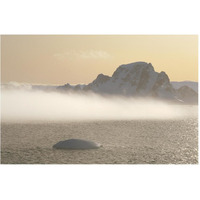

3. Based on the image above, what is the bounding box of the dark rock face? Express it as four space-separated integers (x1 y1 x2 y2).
94 74 111 84
152 71 176 99
57 83 73 91
171 81 198 93
176 86 198 104
84 74 110 91
53 139 101 150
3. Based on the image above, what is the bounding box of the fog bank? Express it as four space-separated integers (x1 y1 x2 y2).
1 89 197 122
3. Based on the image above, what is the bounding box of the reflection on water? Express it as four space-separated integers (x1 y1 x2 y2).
1 117 198 164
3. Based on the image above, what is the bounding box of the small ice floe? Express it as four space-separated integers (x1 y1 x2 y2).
53 139 101 150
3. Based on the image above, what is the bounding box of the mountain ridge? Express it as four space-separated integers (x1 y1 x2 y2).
171 81 198 93
1 62 198 104
57 62 198 104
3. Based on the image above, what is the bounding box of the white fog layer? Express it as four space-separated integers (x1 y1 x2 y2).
1 89 197 122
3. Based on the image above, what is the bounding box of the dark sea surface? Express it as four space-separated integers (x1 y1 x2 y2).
1 115 198 164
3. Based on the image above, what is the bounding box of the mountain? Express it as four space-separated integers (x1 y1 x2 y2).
57 83 86 91
57 62 198 104
2 62 197 104
176 86 198 104
84 62 176 98
171 81 198 93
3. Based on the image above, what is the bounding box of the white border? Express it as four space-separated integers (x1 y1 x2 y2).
0 1 199 200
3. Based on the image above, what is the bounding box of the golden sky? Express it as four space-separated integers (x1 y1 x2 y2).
1 35 198 84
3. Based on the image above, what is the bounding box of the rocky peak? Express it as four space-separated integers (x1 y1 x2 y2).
84 62 175 98
93 73 110 85
112 62 154 80
56 61 198 104
176 86 198 104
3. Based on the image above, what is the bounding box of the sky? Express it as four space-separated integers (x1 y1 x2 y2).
1 35 198 85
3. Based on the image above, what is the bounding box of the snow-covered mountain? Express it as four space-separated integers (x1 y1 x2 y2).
58 62 198 104
84 62 176 99
2 62 197 104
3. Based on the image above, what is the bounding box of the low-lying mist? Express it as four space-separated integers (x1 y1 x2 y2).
1 88 197 122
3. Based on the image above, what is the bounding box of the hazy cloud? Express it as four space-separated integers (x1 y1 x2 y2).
1 88 197 122
54 50 112 61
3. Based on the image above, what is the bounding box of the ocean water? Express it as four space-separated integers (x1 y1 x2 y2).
1 117 198 164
